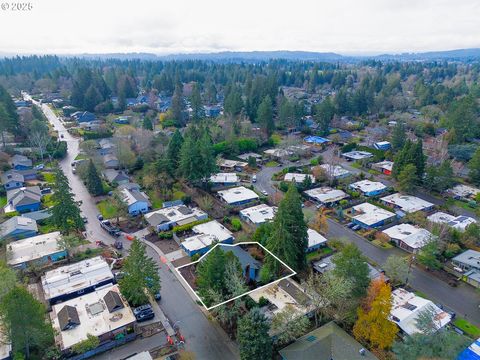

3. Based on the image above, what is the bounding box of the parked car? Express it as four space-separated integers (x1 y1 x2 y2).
82 216 88 224
100 220 121 236
261 190 268 196
97 214 104 221
252 175 257 183
346 222 355 229
34 164 45 170
352 225 361 231
133 304 155 322
154 292 161 301
114 239 123 250
41 187 52 194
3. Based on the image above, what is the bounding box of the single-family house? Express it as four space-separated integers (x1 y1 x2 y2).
382 224 434 253
217 159 248 172
5 186 42 213
120 188 151 215
0 216 38 240
350 202 396 229
307 228 327 252
390 288 451 336
427 212 477 232
204 105 222 118
381 193 434 214
181 220 234 256
114 116 130 124
304 187 348 206
319 164 351 179
103 154 119 169
341 150 373 161
145 205 208 231
7 231 66 269
218 186 259 206
279 321 378 360
10 154 32 170
71 111 96 123
371 160 394 175
239 204 277 226
349 180 388 197
263 148 293 160
1 171 25 190
218 244 260 282
104 169 130 185
313 255 387 282
13 168 37 180
50 284 135 353
303 135 330 146
448 184 480 201
284 173 315 184
209 173 239 187
98 139 115 156
451 250 480 288
373 141 391 150
117 182 141 192
42 256 115 305
237 152 263 164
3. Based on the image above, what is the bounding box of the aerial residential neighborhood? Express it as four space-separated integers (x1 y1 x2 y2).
2 2 480 360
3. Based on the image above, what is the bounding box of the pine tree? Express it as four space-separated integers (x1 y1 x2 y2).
413 140 425 179
266 184 308 273
0 286 54 359
196 246 226 305
85 159 103 196
50 168 84 234
171 83 185 127
165 129 184 173
398 163 418 193
469 147 480 185
353 280 398 350
143 117 153 130
237 309 272 360
314 97 335 136
257 95 274 137
118 239 160 306
391 122 406 151
190 83 204 120
333 243 370 298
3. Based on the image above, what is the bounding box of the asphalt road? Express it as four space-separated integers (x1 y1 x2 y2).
34 99 239 360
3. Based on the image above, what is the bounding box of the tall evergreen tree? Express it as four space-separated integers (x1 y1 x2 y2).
469 147 480 185
314 97 335 136
171 83 185 127
237 309 272 360
85 159 103 196
118 239 160 307
190 83 204 120
50 168 83 234
196 246 226 305
257 95 274 137
0 286 54 359
266 184 308 273
391 121 406 151
165 128 184 173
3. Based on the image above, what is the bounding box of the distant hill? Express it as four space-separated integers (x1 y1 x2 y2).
373 48 480 61
158 51 345 62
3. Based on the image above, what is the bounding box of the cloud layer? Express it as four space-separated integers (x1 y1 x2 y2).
1 0 479 55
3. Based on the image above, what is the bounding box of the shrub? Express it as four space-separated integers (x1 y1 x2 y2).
258 296 269 307
72 334 99 354
231 218 242 231
191 253 201 261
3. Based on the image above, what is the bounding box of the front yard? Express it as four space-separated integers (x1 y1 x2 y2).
97 200 119 219
454 318 480 338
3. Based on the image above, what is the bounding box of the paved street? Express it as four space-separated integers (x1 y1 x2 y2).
34 99 239 360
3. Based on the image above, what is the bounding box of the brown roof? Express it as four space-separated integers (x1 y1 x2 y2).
103 290 124 313
58 305 80 331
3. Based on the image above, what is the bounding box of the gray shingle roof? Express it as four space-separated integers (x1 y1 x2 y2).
58 305 81 331
103 290 124 313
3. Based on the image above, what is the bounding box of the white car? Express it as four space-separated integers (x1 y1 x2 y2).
261 190 268 196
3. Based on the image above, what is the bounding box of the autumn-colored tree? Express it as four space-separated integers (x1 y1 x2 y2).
311 209 329 235
353 279 398 350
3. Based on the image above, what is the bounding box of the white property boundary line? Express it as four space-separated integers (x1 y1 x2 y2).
174 241 297 311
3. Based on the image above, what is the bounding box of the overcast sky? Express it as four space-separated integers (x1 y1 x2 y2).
1 0 479 55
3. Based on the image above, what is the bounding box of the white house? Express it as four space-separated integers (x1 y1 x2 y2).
349 180 387 197
381 193 434 213
304 187 348 206
240 204 277 226
427 212 477 232
382 224 434 253
218 186 259 206
145 205 208 231
372 160 393 175
307 228 327 252
50 284 136 351
181 220 234 256
448 184 480 201
121 188 151 215
350 202 396 229
319 164 351 179
209 173 239 186
284 173 315 184
341 150 373 161
390 288 451 336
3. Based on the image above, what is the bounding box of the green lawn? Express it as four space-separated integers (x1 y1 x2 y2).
306 247 333 263
371 239 394 249
146 190 163 209
173 190 186 201
265 161 279 167
41 172 56 184
97 200 118 219
42 194 55 208
0 196 6 207
74 154 88 161
454 318 480 338
38 222 59 234
350 162 362 169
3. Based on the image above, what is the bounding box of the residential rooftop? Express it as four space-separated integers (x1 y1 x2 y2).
182 220 233 252
319 164 351 178
217 186 259 205
349 179 387 194
383 224 434 250
304 187 348 204
239 204 277 225
284 173 315 183
209 172 239 184
372 160 394 172
427 211 477 232
390 288 451 336
145 205 207 228
448 184 480 199
307 228 327 248
452 250 480 271
0 215 37 238
381 193 434 213
41 257 114 302
351 203 396 226
51 284 135 350
7 231 62 267
342 150 373 160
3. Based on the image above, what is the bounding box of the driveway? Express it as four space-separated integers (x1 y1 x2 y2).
35 99 239 360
